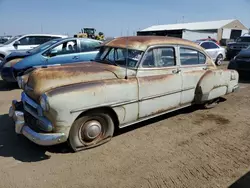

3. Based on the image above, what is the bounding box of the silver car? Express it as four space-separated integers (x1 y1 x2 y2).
195 40 226 66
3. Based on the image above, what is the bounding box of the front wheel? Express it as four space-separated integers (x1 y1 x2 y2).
203 98 220 109
215 54 223 66
68 111 115 152
0 56 4 66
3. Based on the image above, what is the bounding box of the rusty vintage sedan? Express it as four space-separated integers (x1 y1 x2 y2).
9 36 239 152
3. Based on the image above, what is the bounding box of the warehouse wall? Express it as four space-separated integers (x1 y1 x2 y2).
182 30 217 41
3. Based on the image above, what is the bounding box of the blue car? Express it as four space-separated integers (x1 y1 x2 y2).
0 37 102 83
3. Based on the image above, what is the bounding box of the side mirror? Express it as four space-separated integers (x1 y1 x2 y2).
49 49 58 57
13 41 20 46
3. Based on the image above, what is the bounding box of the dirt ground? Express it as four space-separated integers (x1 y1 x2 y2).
1 62 250 188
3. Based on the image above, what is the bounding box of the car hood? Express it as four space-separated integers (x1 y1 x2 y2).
25 62 136 102
237 49 250 56
228 42 250 46
7 51 32 59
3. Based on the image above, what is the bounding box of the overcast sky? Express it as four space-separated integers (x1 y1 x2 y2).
0 0 250 37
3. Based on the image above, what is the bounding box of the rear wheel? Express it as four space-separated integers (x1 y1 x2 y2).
68 110 115 152
215 54 223 66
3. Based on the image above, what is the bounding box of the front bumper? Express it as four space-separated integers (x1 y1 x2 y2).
9 100 67 146
0 67 16 82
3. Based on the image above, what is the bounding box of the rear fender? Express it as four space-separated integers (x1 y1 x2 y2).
195 69 238 103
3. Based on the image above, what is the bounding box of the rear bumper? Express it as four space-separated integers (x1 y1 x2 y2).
9 100 67 146
232 84 240 93
0 67 16 82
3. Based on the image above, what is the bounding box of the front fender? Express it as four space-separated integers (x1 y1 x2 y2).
45 78 139 133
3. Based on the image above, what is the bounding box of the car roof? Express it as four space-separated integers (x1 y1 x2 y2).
61 37 103 43
17 34 68 38
104 36 204 51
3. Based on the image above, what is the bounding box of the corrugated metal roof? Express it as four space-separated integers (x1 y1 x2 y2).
140 19 236 32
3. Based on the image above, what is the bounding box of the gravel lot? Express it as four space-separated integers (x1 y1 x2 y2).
1 61 250 188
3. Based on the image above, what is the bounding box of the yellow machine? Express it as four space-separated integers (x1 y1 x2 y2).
74 28 105 40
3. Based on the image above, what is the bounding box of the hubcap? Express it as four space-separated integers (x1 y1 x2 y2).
82 120 102 141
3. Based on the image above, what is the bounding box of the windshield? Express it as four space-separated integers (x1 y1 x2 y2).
27 38 62 54
95 46 143 68
236 37 250 42
3 35 23 45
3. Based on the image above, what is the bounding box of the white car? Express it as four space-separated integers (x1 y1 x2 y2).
0 34 68 64
195 40 226 66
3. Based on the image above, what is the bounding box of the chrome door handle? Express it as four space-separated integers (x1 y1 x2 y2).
73 56 79 59
172 69 181 74
203 67 208 70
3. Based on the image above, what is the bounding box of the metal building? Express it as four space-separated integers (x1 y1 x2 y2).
137 19 249 44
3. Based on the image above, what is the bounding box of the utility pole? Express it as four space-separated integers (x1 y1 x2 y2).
41 24 43 33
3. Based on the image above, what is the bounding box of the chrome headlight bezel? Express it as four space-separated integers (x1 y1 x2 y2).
40 94 50 111
230 70 237 80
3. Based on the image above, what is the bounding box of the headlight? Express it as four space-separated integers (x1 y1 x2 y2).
17 76 24 89
40 94 50 111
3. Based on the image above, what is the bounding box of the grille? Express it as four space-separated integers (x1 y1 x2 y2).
24 112 47 133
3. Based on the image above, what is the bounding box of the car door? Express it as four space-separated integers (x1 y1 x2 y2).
136 45 182 118
43 39 80 65
78 39 102 61
179 46 207 105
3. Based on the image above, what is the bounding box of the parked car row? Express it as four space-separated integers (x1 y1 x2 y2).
5 36 239 152
0 36 103 83
0 34 68 65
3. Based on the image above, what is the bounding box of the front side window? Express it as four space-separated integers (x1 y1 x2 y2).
4 35 22 45
80 40 102 52
142 47 176 68
45 40 78 57
95 47 143 68
180 47 206 65
35 36 54 45
19 36 37 45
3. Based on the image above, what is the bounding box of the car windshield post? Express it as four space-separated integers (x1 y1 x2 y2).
3 36 21 45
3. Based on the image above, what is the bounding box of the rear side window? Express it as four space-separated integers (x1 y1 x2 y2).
19 36 54 45
35 36 55 44
180 47 206 65
80 40 102 52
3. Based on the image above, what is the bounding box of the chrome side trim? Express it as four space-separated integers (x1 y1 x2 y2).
70 99 138 113
119 104 191 129
70 87 195 113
